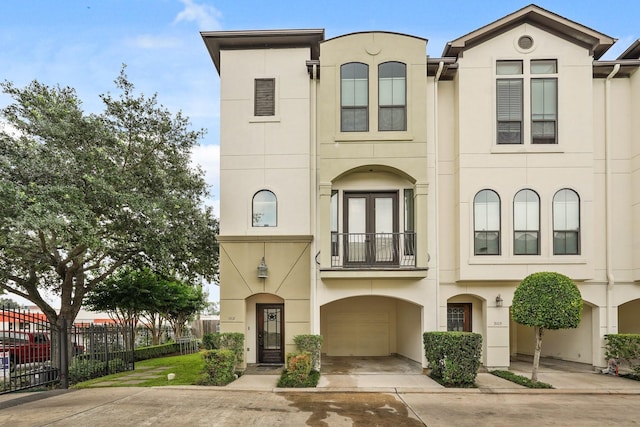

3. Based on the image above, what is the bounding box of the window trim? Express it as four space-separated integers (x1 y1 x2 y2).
378 61 407 131
252 190 277 227
553 188 580 255
513 189 540 255
473 189 501 256
340 62 369 132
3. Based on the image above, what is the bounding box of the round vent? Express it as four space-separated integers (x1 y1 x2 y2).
518 35 534 50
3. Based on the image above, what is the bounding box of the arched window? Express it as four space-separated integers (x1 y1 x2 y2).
341 62 368 132
513 189 540 255
553 189 580 254
378 61 406 131
252 190 277 227
474 190 500 255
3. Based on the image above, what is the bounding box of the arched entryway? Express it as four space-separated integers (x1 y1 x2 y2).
618 299 640 333
246 293 284 364
320 296 423 363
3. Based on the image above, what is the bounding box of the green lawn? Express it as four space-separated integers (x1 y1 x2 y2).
73 351 206 388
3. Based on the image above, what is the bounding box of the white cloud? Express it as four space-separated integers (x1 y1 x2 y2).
127 34 183 49
174 0 222 30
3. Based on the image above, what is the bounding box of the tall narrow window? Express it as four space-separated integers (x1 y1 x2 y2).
553 189 580 255
404 189 415 256
513 189 540 255
252 190 277 227
254 78 275 116
331 190 338 256
474 190 500 255
531 60 557 144
496 61 523 144
379 62 406 131
341 63 368 131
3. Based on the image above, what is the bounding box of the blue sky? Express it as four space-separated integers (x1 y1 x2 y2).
2 0 640 304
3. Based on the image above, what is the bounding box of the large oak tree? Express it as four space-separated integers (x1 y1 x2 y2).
0 68 218 331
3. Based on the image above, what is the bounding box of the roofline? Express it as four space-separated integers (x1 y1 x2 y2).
442 4 615 60
323 30 427 44
617 39 640 60
201 29 325 74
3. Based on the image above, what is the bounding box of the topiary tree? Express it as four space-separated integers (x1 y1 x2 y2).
511 272 583 382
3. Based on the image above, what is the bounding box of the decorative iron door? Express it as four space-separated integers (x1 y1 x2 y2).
257 304 284 364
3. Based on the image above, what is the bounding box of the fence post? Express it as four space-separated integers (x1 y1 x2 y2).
60 318 69 389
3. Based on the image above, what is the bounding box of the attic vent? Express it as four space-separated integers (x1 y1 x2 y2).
254 78 275 116
518 36 534 50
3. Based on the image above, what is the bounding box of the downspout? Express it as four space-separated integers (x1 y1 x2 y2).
433 61 444 332
310 62 319 334
605 63 620 334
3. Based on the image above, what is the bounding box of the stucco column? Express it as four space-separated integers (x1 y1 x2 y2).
485 301 511 369
318 182 333 269
415 182 429 269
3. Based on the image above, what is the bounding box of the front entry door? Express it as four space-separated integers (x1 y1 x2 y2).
257 304 284 364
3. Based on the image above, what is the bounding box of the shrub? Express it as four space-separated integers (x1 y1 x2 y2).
107 358 127 374
278 352 317 388
200 349 236 386
423 331 482 386
134 343 181 361
293 335 323 371
69 358 107 384
605 334 640 375
200 333 244 369
491 370 553 388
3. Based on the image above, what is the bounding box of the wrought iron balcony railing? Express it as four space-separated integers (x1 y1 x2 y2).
330 232 416 268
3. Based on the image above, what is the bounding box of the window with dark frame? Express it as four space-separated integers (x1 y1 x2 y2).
379 62 406 131
331 190 338 256
341 63 368 131
252 190 277 227
474 190 501 255
531 60 558 144
513 189 540 255
254 78 275 116
553 189 580 255
496 60 523 144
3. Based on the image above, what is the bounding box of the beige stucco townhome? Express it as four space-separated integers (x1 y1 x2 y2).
201 4 640 370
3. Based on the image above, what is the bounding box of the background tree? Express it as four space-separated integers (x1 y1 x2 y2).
511 271 583 382
0 67 218 334
0 297 21 309
159 279 206 339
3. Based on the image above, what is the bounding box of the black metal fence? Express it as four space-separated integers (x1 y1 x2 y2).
0 307 134 395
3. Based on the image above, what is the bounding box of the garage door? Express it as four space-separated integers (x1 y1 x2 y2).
327 312 389 356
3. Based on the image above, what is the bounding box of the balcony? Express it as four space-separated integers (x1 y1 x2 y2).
330 232 417 268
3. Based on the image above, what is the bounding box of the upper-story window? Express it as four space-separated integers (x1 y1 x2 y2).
252 190 277 227
496 59 557 144
378 62 406 131
553 189 580 255
474 189 500 255
254 78 275 116
513 189 540 255
341 63 368 131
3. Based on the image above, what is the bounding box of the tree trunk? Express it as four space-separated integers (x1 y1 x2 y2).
532 326 544 383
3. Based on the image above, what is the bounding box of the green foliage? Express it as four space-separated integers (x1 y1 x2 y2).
512 272 583 330
278 352 317 388
605 334 640 375
278 369 320 388
69 358 107 384
200 349 236 386
0 298 21 309
293 334 323 370
423 332 483 386
133 343 182 361
490 370 553 388
200 332 244 369
0 68 219 326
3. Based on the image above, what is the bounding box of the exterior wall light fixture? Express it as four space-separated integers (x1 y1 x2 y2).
257 257 268 278
496 294 503 307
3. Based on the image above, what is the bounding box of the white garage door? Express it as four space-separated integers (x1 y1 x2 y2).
327 312 389 356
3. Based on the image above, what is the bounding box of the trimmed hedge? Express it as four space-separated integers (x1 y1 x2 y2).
491 370 553 388
201 332 244 370
134 343 182 361
293 335 323 371
200 349 236 386
605 334 640 375
423 331 482 386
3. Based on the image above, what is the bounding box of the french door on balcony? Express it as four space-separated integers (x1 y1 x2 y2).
344 191 398 266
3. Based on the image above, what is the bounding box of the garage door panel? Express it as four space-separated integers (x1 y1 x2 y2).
327 313 389 356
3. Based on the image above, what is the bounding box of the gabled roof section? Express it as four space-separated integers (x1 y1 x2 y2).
201 29 325 74
442 4 615 59
618 39 640 60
